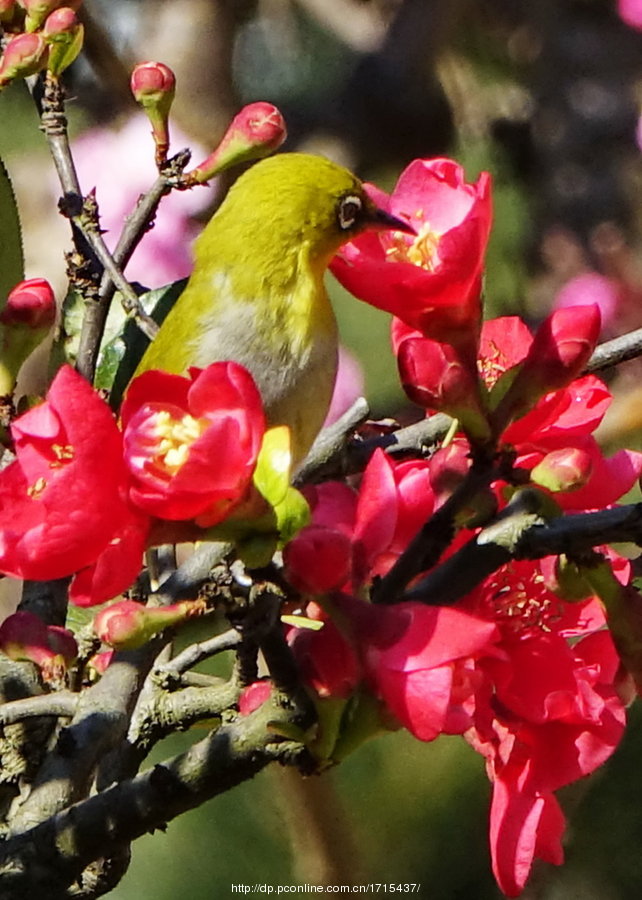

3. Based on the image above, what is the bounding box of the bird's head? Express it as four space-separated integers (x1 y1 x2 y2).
212 152 414 270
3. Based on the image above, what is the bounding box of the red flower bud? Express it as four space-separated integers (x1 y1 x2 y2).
394 323 491 444
493 305 601 431
0 32 48 87
0 611 77 681
0 278 56 393
531 447 594 493
283 524 352 594
93 598 206 650
1 277 55 328
238 680 271 716
130 61 176 165
185 102 287 185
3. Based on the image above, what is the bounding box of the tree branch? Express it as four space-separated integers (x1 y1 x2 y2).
0 703 309 898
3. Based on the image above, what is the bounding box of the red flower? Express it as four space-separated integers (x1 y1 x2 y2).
288 602 360 700
121 362 265 526
284 450 435 595
330 157 492 358
0 365 149 605
460 559 627 897
356 599 499 741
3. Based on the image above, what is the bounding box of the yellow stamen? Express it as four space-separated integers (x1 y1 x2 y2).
153 411 207 476
27 476 47 499
385 219 441 271
49 443 75 469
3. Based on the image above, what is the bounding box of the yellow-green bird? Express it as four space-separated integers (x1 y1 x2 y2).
135 152 412 465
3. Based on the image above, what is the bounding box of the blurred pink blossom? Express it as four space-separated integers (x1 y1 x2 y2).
71 114 216 287
553 272 619 329
618 0 642 30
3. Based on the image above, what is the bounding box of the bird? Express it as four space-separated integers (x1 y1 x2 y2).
134 152 413 466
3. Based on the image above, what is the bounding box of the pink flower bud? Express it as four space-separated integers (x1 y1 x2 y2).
0 32 48 87
17 0 62 31
1 277 55 328
43 4 77 33
0 611 77 681
93 598 206 650
530 447 594 493
42 6 84 76
130 61 176 165
185 102 287 185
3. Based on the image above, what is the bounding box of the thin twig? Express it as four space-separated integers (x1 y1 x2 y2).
158 629 242 678
586 327 642 373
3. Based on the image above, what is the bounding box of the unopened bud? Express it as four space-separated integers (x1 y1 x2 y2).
493 305 601 432
238 680 271 716
396 334 491 445
93 597 205 650
531 447 594 493
185 102 286 185
0 32 48 88
0 278 56 394
130 61 176 166
17 0 62 31
283 525 352 594
0 611 77 682
43 6 84 76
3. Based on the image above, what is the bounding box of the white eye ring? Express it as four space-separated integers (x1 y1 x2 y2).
338 194 363 230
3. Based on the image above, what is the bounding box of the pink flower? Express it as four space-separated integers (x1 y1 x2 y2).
0 365 149 606
70 115 216 286
331 157 492 359
121 362 265 525
618 0 642 30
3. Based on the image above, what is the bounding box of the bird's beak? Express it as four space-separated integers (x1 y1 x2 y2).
370 206 417 235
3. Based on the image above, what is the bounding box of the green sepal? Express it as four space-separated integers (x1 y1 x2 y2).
47 24 84 77
0 158 24 304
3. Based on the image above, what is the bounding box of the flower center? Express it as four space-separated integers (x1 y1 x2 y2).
152 411 207 476
480 561 564 638
385 217 441 271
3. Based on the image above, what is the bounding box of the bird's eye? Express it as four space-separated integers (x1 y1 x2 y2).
337 194 363 231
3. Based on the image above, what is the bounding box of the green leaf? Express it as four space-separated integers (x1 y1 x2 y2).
0 157 24 304
104 278 186 403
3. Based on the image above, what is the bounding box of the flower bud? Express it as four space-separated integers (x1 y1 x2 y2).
17 0 64 31
283 524 352 594
0 32 48 88
43 6 84 76
530 447 594 493
185 102 286 185
396 333 491 444
238 680 271 716
0 610 77 682
93 598 206 650
493 305 601 431
0 278 56 394
130 61 176 165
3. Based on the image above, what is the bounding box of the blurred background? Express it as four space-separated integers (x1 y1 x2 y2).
4 0 642 896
